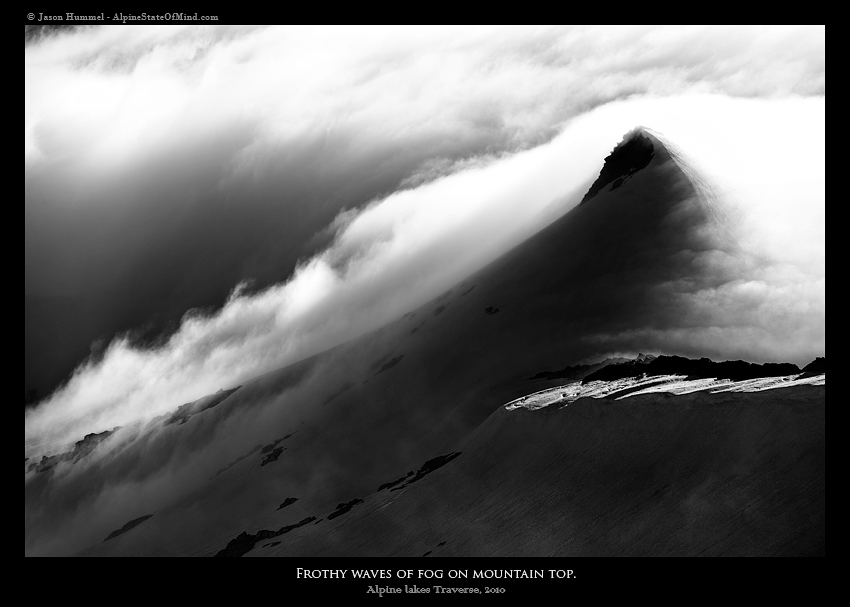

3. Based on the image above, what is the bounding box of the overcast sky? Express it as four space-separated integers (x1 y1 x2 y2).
25 25 824 451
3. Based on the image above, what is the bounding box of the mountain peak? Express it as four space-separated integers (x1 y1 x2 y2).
580 127 659 205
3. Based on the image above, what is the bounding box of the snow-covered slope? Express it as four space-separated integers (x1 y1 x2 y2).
506 371 825 411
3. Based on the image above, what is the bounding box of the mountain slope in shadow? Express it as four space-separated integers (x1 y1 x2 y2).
247 385 823 557
27 127 820 557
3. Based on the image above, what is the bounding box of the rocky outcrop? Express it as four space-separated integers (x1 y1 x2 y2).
327 499 364 520
800 357 825 378
261 447 285 466
388 452 462 492
27 427 120 474
257 433 295 466
214 516 316 557
580 128 656 205
103 514 153 542
376 355 404 375
277 497 298 510
210 444 263 479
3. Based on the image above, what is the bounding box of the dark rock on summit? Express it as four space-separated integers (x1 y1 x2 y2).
580 128 656 205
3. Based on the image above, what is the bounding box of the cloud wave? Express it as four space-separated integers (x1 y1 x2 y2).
25 26 825 454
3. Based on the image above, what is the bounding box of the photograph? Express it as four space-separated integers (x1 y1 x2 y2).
25 24 824 570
